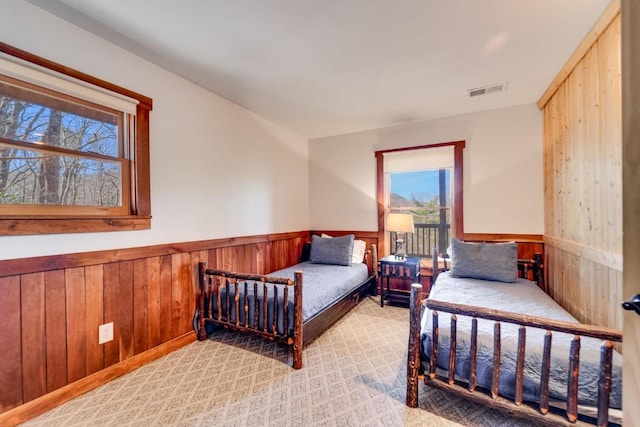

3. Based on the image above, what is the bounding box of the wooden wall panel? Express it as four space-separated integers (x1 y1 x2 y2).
159 255 173 345
0 230 371 422
133 259 148 356
118 261 134 361
170 254 183 339
44 270 67 392
85 265 103 376
541 14 622 330
65 268 86 383
20 273 46 402
146 256 161 349
0 276 22 411
102 263 120 368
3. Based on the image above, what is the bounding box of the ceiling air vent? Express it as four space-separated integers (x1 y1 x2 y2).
468 82 508 97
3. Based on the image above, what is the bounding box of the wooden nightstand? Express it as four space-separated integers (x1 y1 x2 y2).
378 256 420 307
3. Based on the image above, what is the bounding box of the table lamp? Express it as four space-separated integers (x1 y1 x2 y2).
386 213 415 260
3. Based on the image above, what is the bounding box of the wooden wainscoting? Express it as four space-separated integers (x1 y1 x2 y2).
539 9 622 332
0 230 319 425
544 237 623 332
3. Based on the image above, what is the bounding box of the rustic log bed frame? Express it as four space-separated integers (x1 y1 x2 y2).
195 244 377 369
406 253 623 427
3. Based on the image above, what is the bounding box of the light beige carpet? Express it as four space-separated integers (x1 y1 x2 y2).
24 297 534 426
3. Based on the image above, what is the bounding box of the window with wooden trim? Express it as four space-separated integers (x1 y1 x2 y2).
375 141 465 257
0 42 152 235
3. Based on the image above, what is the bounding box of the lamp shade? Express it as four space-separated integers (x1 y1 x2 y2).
386 213 415 233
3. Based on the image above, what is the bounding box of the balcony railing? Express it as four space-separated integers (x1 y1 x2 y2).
390 223 450 258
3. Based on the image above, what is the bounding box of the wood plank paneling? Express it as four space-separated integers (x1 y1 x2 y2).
44 270 67 392
102 263 119 368
146 256 161 349
133 259 148 355
0 276 22 411
159 255 173 344
541 13 622 331
170 254 183 339
21 273 46 402
179 252 192 335
85 265 103 376
65 267 86 383
118 261 134 361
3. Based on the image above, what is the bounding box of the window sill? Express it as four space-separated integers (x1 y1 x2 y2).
0 216 151 235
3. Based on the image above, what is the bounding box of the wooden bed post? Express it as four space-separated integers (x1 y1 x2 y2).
533 253 546 292
292 270 304 369
406 283 422 407
371 244 378 279
432 247 439 284
196 262 208 341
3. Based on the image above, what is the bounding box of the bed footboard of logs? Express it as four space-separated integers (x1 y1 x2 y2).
406 284 623 427
196 263 304 369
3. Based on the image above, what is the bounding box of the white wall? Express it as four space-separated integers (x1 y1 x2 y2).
309 103 544 234
0 1 309 260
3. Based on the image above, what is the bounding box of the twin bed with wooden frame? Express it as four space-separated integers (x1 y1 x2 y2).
195 234 377 369
406 240 623 427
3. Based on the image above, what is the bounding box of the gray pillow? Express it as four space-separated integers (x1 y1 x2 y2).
450 238 517 283
310 234 354 266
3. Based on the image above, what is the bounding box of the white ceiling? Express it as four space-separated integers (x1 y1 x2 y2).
28 0 610 139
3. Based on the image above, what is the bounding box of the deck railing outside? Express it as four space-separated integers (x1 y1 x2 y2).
391 223 450 258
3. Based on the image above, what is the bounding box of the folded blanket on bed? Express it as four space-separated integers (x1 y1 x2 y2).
420 272 622 409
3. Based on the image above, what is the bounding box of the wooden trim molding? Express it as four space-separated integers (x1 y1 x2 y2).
0 230 311 278
0 333 195 427
0 41 153 235
544 236 623 272
0 216 151 236
537 0 621 109
0 42 152 108
463 233 544 243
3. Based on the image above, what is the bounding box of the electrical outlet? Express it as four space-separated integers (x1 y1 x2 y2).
98 322 114 344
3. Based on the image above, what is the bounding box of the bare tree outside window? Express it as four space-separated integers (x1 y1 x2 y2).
0 77 125 211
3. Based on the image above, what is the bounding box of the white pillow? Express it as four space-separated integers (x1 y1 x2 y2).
320 233 366 263
351 239 367 264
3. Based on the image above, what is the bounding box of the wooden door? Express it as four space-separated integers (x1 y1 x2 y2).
622 1 640 424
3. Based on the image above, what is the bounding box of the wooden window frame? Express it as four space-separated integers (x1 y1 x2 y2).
0 42 152 235
375 141 465 256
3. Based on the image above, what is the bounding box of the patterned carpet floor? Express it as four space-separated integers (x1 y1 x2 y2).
24 296 534 426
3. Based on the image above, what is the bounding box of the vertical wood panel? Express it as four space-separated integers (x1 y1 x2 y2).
542 14 622 330
159 255 172 344
180 253 192 336
21 273 46 402
146 256 161 348
65 267 86 383
599 15 622 254
85 265 103 375
170 254 182 339
0 276 22 411
44 270 67 392
133 259 148 355
118 261 134 361
103 263 120 367
207 249 218 270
